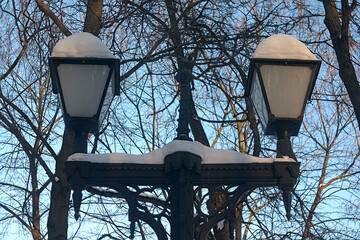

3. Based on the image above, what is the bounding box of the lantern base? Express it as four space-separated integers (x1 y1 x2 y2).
273 120 298 160
64 115 98 154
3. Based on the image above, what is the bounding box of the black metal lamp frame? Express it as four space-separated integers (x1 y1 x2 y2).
246 59 321 160
49 57 120 153
65 69 301 239
246 58 321 136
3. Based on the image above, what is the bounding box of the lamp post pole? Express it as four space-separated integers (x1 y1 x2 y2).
174 68 193 141
64 118 96 154
165 151 200 239
167 68 199 239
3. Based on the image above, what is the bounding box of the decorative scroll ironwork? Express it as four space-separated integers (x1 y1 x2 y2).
66 158 299 239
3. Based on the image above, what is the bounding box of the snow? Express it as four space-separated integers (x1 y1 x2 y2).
92 187 118 194
253 34 317 60
139 192 158 199
217 220 225 230
67 140 296 164
51 32 115 58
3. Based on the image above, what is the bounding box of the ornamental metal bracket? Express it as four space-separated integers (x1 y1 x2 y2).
273 161 300 220
164 151 202 174
66 158 300 239
165 151 202 239
66 161 91 220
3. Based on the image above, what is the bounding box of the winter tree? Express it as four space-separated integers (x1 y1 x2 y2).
0 0 359 239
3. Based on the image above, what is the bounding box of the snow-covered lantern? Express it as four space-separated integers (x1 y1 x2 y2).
49 32 120 152
246 34 320 159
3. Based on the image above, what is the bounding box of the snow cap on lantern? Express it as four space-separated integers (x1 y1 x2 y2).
52 32 116 58
253 34 318 60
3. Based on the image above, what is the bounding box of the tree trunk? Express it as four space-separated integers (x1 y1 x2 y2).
47 130 73 240
83 0 103 36
322 0 360 130
30 155 41 240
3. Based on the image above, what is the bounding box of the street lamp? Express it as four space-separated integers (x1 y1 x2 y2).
49 32 120 153
53 34 320 240
246 34 321 160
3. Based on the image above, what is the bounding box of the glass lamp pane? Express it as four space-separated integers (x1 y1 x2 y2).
259 64 314 119
250 71 269 128
58 64 110 117
98 71 115 125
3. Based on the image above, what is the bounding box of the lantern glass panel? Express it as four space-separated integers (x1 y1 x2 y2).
259 64 314 119
98 71 115 125
58 64 110 117
250 70 269 128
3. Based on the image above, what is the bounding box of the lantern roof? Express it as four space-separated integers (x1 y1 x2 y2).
253 34 317 60
51 32 115 59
